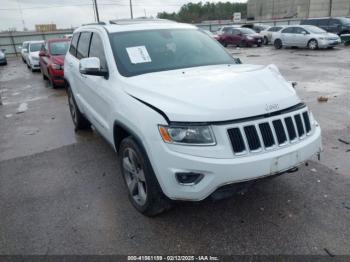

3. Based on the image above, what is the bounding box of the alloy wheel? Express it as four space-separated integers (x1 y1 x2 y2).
309 40 318 50
122 148 147 206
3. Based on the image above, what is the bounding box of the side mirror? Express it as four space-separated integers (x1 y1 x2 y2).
79 57 108 77
302 31 307 35
22 48 28 53
39 50 46 57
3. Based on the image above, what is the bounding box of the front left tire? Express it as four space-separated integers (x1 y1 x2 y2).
119 137 171 216
308 39 318 50
274 39 283 49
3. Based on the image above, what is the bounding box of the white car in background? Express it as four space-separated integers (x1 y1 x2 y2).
20 41 30 63
273 25 341 50
216 25 241 35
26 41 44 71
260 25 286 45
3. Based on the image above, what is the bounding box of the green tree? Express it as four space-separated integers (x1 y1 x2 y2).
157 1 247 23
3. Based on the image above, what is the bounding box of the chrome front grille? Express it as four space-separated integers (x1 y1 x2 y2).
227 110 312 156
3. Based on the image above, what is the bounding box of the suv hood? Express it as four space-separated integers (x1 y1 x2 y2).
124 64 300 122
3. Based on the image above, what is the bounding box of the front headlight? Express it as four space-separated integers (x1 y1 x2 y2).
0 53 4 59
247 36 254 40
51 63 62 70
158 125 216 145
31 56 39 61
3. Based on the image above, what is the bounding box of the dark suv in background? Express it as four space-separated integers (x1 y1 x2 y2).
300 17 350 35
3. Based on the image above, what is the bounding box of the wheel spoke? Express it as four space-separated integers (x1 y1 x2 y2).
122 145 148 206
123 157 135 174
128 178 138 195
137 169 146 182
137 181 147 203
129 150 139 171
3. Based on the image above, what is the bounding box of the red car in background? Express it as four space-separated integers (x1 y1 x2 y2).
217 27 263 47
39 38 70 88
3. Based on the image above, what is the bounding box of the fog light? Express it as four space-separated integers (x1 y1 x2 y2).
175 172 204 185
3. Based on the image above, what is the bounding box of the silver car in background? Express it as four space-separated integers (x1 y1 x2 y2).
260 25 286 45
273 25 341 50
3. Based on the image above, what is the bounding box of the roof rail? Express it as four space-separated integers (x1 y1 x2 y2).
82 22 106 26
109 18 176 25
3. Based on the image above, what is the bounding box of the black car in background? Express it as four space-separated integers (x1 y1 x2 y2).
300 17 350 35
0 49 7 65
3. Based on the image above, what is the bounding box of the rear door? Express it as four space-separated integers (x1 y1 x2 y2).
328 18 342 34
73 31 92 115
65 32 83 108
77 31 112 139
221 27 232 44
281 27 295 46
230 29 242 45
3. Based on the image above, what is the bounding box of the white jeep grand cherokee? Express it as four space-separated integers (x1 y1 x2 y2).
64 19 322 216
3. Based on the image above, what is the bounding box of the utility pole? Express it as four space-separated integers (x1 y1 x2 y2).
130 0 134 19
92 0 97 21
93 0 100 22
306 0 310 18
329 0 333 17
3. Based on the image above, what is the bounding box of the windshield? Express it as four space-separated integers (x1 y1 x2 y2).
29 43 43 52
339 17 350 25
50 41 69 55
110 29 235 77
239 28 256 34
306 26 327 34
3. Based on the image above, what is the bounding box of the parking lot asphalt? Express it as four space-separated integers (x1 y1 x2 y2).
0 46 350 255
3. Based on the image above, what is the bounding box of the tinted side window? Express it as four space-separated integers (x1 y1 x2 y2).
69 33 80 57
222 27 230 33
329 19 341 26
295 27 308 34
302 19 317 26
282 27 294 33
89 33 107 70
231 29 239 35
276 27 284 31
318 19 329 26
76 32 92 60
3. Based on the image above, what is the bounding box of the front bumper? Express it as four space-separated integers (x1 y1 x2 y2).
319 39 341 48
247 38 263 46
30 59 40 68
52 76 65 86
150 125 322 201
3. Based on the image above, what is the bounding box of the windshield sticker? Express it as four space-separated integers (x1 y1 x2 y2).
126 46 152 64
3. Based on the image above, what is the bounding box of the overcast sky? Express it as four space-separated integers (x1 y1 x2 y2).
0 0 247 31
